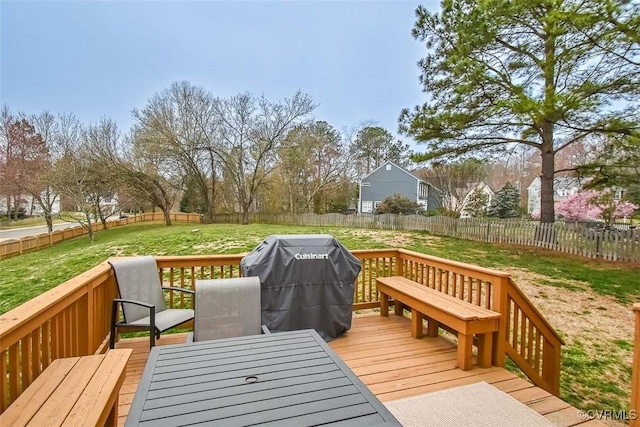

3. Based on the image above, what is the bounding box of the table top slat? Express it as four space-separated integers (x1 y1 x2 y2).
154 339 321 368
147 361 340 396
255 403 386 427
155 331 315 358
139 393 371 427
153 351 332 381
141 383 364 421
144 375 354 410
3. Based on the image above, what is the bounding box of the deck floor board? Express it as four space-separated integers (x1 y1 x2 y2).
116 313 599 426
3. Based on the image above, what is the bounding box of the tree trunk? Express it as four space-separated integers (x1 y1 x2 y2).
84 212 95 242
163 207 172 226
241 208 250 225
539 156 555 224
45 213 53 233
97 203 108 229
539 134 555 224
540 25 557 225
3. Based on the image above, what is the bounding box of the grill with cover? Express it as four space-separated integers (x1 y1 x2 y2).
240 234 361 341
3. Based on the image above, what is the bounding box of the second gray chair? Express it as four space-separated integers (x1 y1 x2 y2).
193 276 268 342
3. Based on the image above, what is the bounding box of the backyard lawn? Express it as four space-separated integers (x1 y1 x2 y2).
1 222 638 422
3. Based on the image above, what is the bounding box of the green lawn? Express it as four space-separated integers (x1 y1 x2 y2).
1 222 638 417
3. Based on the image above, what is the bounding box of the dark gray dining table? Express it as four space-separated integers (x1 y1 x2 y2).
125 329 401 426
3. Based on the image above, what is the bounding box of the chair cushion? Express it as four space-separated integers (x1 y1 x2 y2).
128 309 194 332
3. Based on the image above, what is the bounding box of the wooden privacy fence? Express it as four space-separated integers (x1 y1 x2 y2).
0 213 202 260
0 249 564 412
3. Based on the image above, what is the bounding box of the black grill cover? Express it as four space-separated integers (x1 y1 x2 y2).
240 234 361 341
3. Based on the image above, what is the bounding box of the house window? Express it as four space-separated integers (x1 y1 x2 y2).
614 189 624 200
361 201 373 213
385 165 391 171
362 182 370 187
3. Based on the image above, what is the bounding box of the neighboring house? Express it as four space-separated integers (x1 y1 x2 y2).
0 193 61 216
98 194 119 212
358 161 440 213
459 182 495 218
527 177 585 216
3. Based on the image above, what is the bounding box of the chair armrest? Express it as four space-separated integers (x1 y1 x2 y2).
261 325 271 334
162 287 195 295
113 298 155 309
111 298 159 348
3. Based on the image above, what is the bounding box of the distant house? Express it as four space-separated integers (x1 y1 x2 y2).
0 193 61 216
527 177 585 216
358 161 440 213
459 182 495 218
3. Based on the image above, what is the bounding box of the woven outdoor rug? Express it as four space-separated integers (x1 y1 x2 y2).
383 381 554 426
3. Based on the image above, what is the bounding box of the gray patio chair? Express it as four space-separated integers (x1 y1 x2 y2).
189 276 270 342
109 256 194 349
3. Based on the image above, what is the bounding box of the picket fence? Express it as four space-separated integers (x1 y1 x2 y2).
212 213 639 263
1 212 637 263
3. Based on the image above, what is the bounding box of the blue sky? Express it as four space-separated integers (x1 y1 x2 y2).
1 0 436 143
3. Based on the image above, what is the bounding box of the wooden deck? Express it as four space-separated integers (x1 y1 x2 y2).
115 313 601 426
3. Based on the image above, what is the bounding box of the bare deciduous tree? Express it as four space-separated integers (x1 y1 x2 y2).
211 91 315 224
132 81 219 222
278 121 347 213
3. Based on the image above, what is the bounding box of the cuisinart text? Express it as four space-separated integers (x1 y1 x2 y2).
294 253 329 260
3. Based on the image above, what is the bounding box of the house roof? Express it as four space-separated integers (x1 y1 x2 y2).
360 160 425 184
527 176 586 191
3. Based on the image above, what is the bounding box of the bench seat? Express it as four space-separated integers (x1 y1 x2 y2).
376 276 500 371
0 349 132 427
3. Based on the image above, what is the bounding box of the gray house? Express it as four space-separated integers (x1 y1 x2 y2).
358 161 440 213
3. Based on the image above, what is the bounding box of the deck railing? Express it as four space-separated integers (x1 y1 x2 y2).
632 303 640 427
0 262 117 411
394 249 564 395
0 249 563 412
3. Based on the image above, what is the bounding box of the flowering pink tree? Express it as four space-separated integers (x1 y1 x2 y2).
556 190 638 223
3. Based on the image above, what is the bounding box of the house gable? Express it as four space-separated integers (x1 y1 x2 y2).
358 161 438 213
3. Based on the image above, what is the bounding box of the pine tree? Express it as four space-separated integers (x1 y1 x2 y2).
487 182 520 218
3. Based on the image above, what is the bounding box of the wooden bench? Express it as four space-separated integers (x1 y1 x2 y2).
0 349 132 427
376 276 500 371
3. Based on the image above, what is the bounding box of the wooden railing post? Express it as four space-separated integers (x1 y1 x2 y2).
395 250 403 277
542 339 561 396
492 276 509 367
632 303 640 427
